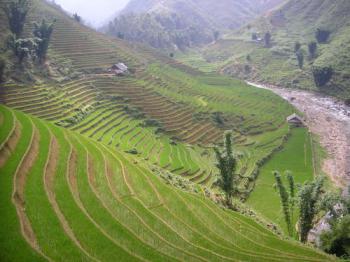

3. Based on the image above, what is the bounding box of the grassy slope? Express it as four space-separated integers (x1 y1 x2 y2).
0 104 335 261
178 0 350 100
0 0 303 196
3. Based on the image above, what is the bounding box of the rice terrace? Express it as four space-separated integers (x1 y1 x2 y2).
0 0 349 261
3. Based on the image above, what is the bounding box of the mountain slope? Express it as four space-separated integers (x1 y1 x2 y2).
0 0 336 260
105 0 285 49
182 0 350 99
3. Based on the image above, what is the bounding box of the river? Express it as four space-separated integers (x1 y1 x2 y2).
247 82 350 195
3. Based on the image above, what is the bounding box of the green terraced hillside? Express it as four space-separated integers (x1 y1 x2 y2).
0 0 339 260
0 104 335 261
0 0 302 197
177 0 350 100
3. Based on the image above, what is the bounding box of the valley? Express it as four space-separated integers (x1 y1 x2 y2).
0 0 349 260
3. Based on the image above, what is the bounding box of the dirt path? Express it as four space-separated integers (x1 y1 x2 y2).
247 82 350 194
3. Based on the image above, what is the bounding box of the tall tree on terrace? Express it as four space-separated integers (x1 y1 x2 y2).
299 176 325 243
274 171 296 237
3 0 30 37
214 131 237 207
33 19 55 63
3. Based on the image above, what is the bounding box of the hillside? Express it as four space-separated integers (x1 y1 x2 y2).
0 0 338 260
104 0 285 50
179 0 350 100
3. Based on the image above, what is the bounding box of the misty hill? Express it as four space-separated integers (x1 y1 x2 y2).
189 0 350 99
104 0 285 50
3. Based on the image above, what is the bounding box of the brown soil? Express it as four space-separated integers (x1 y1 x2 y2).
0 112 4 126
248 82 350 193
0 121 22 168
68 149 79 198
12 127 40 252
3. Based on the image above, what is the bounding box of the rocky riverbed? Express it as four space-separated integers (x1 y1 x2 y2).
248 82 350 194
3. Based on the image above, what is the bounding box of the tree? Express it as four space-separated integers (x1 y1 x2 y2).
33 19 55 63
73 13 81 23
264 32 271 47
298 176 325 243
0 57 5 82
3 0 30 37
294 42 301 52
312 66 333 87
296 50 304 69
8 35 38 64
308 41 317 59
251 32 258 41
214 131 237 206
274 172 293 236
316 28 331 43
321 215 350 258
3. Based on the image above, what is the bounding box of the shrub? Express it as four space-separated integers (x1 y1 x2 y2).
251 33 258 41
294 42 301 52
308 41 317 59
3 0 30 37
264 32 271 47
345 99 350 106
312 66 333 87
73 13 81 23
296 50 304 69
316 28 331 43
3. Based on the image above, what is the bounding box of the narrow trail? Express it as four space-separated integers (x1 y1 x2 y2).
247 82 350 194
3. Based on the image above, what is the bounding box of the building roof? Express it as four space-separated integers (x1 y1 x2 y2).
286 113 303 122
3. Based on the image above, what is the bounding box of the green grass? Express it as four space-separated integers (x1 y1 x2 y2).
247 127 314 233
0 107 46 262
0 105 335 261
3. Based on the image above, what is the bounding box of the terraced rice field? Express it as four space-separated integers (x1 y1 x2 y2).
247 128 314 232
0 0 297 194
0 105 334 261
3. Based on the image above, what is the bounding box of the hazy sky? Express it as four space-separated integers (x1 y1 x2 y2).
54 0 130 26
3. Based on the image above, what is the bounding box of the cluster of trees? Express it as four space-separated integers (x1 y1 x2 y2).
319 189 350 258
105 12 216 50
214 133 348 258
2 0 54 67
274 172 350 258
291 28 333 86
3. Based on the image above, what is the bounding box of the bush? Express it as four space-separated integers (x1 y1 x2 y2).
294 42 301 52
73 13 81 23
308 41 317 59
296 50 304 69
264 32 271 47
345 99 350 106
316 28 331 43
312 66 333 87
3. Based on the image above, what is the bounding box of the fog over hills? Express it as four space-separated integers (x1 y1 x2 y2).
104 0 285 49
53 0 129 26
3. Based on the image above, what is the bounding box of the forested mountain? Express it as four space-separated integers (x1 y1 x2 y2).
104 0 285 50
191 0 350 99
